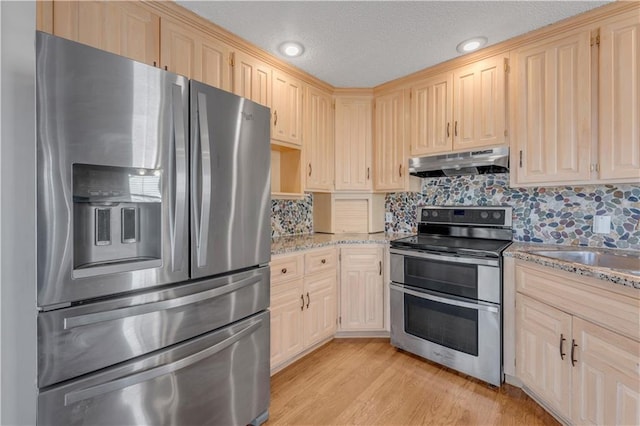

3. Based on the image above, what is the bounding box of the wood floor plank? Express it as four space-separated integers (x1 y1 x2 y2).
268 339 559 425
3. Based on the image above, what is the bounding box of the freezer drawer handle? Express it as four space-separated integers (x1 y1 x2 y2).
63 274 263 330
63 318 263 406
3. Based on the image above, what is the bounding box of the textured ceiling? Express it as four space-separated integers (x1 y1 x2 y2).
177 1 610 87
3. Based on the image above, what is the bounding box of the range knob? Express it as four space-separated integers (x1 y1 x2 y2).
492 211 502 220
480 211 489 219
431 210 439 217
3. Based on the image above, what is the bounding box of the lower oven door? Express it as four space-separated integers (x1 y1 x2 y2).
38 311 270 426
390 282 501 386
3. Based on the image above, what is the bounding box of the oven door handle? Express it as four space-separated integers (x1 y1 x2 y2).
391 283 499 313
389 248 499 267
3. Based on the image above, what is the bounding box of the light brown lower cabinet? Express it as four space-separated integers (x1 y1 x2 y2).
270 247 337 373
515 262 640 425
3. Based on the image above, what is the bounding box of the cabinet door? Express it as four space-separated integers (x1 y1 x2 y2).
272 70 303 146
159 19 232 90
572 317 640 426
410 73 453 155
512 30 592 184
599 12 640 181
339 247 384 331
516 294 572 419
53 1 160 66
233 51 272 107
304 86 334 191
304 272 337 348
453 54 507 150
374 90 407 191
270 278 304 369
334 97 373 191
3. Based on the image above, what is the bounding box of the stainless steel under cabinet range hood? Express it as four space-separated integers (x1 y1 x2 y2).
409 146 509 177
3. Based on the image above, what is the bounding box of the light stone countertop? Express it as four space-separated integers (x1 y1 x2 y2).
505 242 640 290
271 232 412 256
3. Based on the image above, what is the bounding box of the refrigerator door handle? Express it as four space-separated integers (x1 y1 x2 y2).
63 273 264 330
196 92 212 268
63 318 263 406
171 84 187 271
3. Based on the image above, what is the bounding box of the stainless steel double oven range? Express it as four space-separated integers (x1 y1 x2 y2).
390 206 513 386
36 33 271 425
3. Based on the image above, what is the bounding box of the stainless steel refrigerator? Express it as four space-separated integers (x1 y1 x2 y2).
36 32 271 426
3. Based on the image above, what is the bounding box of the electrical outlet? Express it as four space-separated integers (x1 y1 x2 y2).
593 215 611 234
385 212 393 222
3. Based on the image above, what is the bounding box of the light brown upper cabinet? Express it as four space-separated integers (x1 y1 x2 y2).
272 70 303 146
334 96 373 191
52 1 160 67
598 12 640 181
160 18 232 91
304 86 334 192
511 29 592 185
410 54 507 157
374 89 408 191
512 8 639 187
452 55 508 150
233 50 272 108
410 73 453 155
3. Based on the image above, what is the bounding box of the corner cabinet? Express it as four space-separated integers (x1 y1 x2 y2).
374 89 408 191
338 246 385 332
514 260 640 425
334 96 373 191
270 247 337 374
304 86 334 192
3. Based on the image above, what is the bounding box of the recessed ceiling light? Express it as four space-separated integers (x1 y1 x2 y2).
279 41 305 58
456 36 488 54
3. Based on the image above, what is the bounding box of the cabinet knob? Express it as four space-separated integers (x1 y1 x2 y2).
321 259 326 264
281 268 287 274
153 61 157 67
164 65 168 71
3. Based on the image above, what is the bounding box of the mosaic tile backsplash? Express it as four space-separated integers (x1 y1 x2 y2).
271 194 313 237
385 174 640 250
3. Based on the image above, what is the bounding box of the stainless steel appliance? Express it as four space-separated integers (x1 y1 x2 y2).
389 206 512 386
36 32 271 425
409 146 509 177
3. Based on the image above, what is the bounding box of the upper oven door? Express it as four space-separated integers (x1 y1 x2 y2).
390 248 501 304
37 33 190 308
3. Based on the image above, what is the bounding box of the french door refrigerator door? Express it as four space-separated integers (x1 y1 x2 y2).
38 311 270 426
36 33 189 308
190 81 271 278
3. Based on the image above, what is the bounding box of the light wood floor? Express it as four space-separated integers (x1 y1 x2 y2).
268 338 559 425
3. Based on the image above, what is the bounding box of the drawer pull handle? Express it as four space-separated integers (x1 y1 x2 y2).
571 339 578 366
559 334 566 360
306 292 310 309
281 268 287 274
300 294 304 311
321 259 326 264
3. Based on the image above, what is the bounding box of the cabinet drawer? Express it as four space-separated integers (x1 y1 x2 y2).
305 248 337 275
270 254 304 284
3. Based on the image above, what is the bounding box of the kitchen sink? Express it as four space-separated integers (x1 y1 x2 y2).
530 250 640 274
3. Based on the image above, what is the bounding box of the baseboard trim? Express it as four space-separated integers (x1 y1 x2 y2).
521 385 572 426
335 330 390 338
270 337 334 376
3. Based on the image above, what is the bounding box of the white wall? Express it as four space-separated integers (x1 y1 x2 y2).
0 1 37 424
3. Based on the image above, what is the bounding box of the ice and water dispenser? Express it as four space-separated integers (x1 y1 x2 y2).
73 164 162 276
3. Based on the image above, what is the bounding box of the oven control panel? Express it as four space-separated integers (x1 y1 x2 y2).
420 207 511 226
